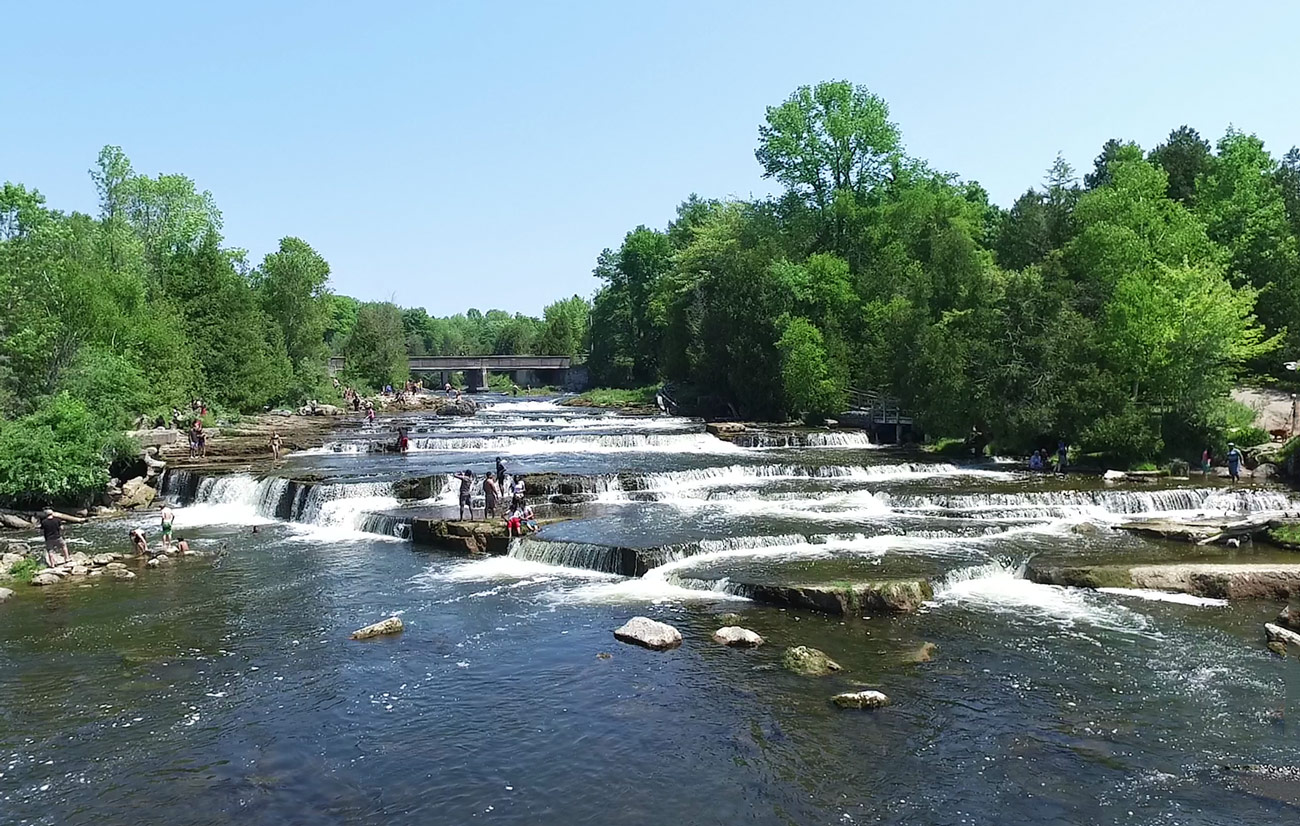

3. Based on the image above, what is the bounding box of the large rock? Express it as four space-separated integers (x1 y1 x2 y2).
1028 562 1300 599
711 626 764 647
1 513 34 530
434 398 478 417
613 616 682 650
351 616 404 640
737 579 932 616
92 553 116 566
2 552 25 571
782 645 842 676
832 690 891 709
118 477 157 509
110 569 136 581
1279 606 1300 630
0 586 14 602
3 541 31 555
1265 622 1300 651
31 572 62 586
1254 463 1278 481
105 562 127 571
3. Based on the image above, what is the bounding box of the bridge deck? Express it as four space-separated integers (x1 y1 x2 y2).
328 355 572 373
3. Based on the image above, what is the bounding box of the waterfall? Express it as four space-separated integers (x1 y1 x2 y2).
181 472 401 535
881 487 1296 518
733 431 875 448
506 538 644 575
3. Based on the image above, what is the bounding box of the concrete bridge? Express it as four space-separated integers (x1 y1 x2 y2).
327 355 587 391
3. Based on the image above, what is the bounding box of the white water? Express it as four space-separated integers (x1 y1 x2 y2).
408 432 745 455
1096 588 1229 607
177 474 404 540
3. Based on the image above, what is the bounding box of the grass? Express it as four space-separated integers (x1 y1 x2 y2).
1268 522 1300 548
925 437 975 458
6 557 40 584
564 386 659 409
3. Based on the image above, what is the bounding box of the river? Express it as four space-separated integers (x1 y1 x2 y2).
2 396 1298 824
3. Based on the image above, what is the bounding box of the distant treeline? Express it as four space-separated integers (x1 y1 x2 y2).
579 81 1300 460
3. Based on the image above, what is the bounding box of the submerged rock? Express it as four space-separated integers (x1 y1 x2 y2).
92 553 116 566
0 586 14 601
907 642 938 663
832 690 891 709
712 626 764 647
105 562 127 571
31 572 62 586
613 616 682 650
782 645 841 676
351 616 404 640
110 569 136 581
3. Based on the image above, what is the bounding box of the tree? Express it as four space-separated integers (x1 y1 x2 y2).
776 316 843 424
1148 126 1212 204
1084 139 1140 189
537 295 590 357
255 237 331 386
756 81 901 209
343 302 407 389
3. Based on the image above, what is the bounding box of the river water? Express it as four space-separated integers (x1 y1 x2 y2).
2 396 1299 824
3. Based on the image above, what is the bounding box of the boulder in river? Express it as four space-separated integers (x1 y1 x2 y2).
105 562 127 570
2 552 25 571
110 569 136 581
31 572 62 586
118 477 157 509
1102 469 1126 482
1 513 34 530
832 690 891 709
1278 606 1300 630
712 626 764 647
351 616 404 640
0 586 14 601
613 616 682 650
1265 622 1300 652
92 553 115 566
782 645 841 676
434 398 477 417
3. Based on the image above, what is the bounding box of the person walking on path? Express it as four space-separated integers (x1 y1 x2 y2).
160 504 175 552
483 472 500 519
40 508 85 567
1227 442 1242 483
269 432 283 462
453 469 475 521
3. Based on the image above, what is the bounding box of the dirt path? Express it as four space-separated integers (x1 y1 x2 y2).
1232 387 1299 432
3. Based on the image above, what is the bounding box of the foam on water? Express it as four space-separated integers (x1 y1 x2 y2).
1096 587 1229 607
408 432 745 455
483 400 567 414
423 554 621 584
933 560 1152 633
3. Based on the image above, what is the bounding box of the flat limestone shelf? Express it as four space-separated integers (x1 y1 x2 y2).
681 573 932 616
1117 512 1300 544
1027 561 1300 599
410 517 569 555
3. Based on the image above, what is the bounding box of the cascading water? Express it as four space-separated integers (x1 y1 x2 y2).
174 472 402 536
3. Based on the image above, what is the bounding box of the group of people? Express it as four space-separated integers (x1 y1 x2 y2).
453 457 535 536
1028 441 1070 472
126 505 189 557
37 504 187 568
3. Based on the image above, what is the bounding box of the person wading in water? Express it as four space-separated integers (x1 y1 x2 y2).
40 508 85 567
160 504 176 552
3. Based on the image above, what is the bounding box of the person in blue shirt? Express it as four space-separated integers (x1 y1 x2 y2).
1226 442 1242 483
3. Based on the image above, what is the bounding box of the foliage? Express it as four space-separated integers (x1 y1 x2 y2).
6 556 40 584
0 395 116 505
343 302 408 390
565 386 659 409
776 316 843 424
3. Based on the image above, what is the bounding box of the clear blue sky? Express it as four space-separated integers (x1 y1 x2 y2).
5 1 1300 315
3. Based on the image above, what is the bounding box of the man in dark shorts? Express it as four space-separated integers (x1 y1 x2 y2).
40 507 86 567
495 457 506 491
483 471 500 518
453 469 475 521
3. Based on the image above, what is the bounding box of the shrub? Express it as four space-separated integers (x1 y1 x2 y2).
0 394 113 506
6 557 40 584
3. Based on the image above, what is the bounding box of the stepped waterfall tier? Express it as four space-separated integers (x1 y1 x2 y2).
6 394 1300 825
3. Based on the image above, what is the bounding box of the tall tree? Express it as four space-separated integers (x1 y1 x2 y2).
343 302 407 389
255 237 331 385
1148 126 1212 204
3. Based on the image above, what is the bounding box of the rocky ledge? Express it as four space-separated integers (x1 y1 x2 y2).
1027 561 1300 599
409 517 569 555
1 545 205 593
685 575 932 616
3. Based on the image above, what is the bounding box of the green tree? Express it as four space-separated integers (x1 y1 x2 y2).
537 295 590 357
343 302 407 389
1148 126 1213 204
756 81 901 209
255 237 332 383
776 316 843 424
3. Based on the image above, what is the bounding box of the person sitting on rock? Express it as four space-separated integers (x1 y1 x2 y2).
521 503 537 534
129 528 149 556
505 506 523 537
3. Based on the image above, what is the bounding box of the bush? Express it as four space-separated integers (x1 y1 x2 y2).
0 394 113 506
1224 425 1269 447
6 556 40 584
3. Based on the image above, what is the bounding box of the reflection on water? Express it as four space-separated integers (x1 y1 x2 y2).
2 395 1299 825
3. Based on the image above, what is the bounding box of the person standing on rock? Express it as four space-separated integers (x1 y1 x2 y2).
511 476 526 511
453 469 475 521
40 508 85 567
483 471 500 518
495 457 506 491
270 432 283 461
1227 442 1242 483
160 504 175 552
